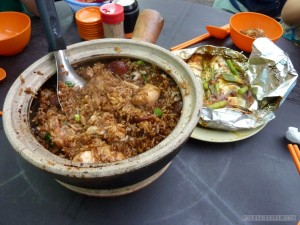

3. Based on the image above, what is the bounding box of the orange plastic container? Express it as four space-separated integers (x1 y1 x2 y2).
75 6 104 40
230 12 283 52
0 12 31 56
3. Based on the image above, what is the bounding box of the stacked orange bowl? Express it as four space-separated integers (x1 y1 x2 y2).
75 6 104 40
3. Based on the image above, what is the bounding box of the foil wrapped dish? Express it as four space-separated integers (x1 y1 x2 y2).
173 38 298 131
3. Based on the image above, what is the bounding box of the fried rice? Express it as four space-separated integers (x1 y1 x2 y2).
31 58 182 163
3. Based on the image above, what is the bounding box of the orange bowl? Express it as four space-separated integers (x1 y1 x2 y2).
75 6 101 24
230 12 283 52
0 67 6 81
0 12 31 56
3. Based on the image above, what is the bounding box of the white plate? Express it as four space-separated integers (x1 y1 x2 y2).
190 124 265 143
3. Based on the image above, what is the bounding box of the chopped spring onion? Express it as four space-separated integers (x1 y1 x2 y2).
142 73 148 83
154 108 163 117
44 133 53 145
202 67 213 82
136 60 145 66
65 81 75 87
74 114 81 122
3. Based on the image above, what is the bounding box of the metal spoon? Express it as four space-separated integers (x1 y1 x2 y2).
170 24 230 51
35 0 86 97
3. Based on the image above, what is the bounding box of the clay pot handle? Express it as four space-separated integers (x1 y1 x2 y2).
131 9 164 44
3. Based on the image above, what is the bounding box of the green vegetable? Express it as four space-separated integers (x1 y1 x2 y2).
65 81 75 87
142 74 148 83
136 60 145 66
231 60 245 73
209 83 220 95
238 86 249 95
154 108 163 117
222 73 245 85
205 89 211 99
207 100 228 109
44 133 53 145
203 82 209 90
74 114 81 122
201 67 213 82
226 59 239 76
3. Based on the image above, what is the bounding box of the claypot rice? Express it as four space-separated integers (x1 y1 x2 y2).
31 58 182 164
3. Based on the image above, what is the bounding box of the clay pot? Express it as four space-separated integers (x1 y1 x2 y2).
3 39 203 196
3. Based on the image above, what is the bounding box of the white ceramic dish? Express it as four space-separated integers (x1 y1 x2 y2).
190 125 265 143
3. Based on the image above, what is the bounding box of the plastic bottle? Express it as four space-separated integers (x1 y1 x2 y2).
113 0 139 38
100 3 125 38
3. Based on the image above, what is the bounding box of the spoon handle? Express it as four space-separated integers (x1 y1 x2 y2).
35 0 66 52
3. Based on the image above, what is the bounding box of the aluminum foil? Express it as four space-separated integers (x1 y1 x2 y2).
172 38 298 131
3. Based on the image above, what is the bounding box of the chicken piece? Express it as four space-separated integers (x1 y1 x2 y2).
86 112 126 142
94 144 125 162
90 70 121 92
122 80 139 92
73 143 126 163
131 84 161 107
47 115 60 134
83 66 94 79
73 151 96 163
45 115 77 148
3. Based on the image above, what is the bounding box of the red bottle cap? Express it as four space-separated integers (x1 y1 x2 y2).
100 3 124 24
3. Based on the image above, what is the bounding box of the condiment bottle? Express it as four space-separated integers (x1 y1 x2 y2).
132 9 164 44
113 0 139 38
100 3 125 38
